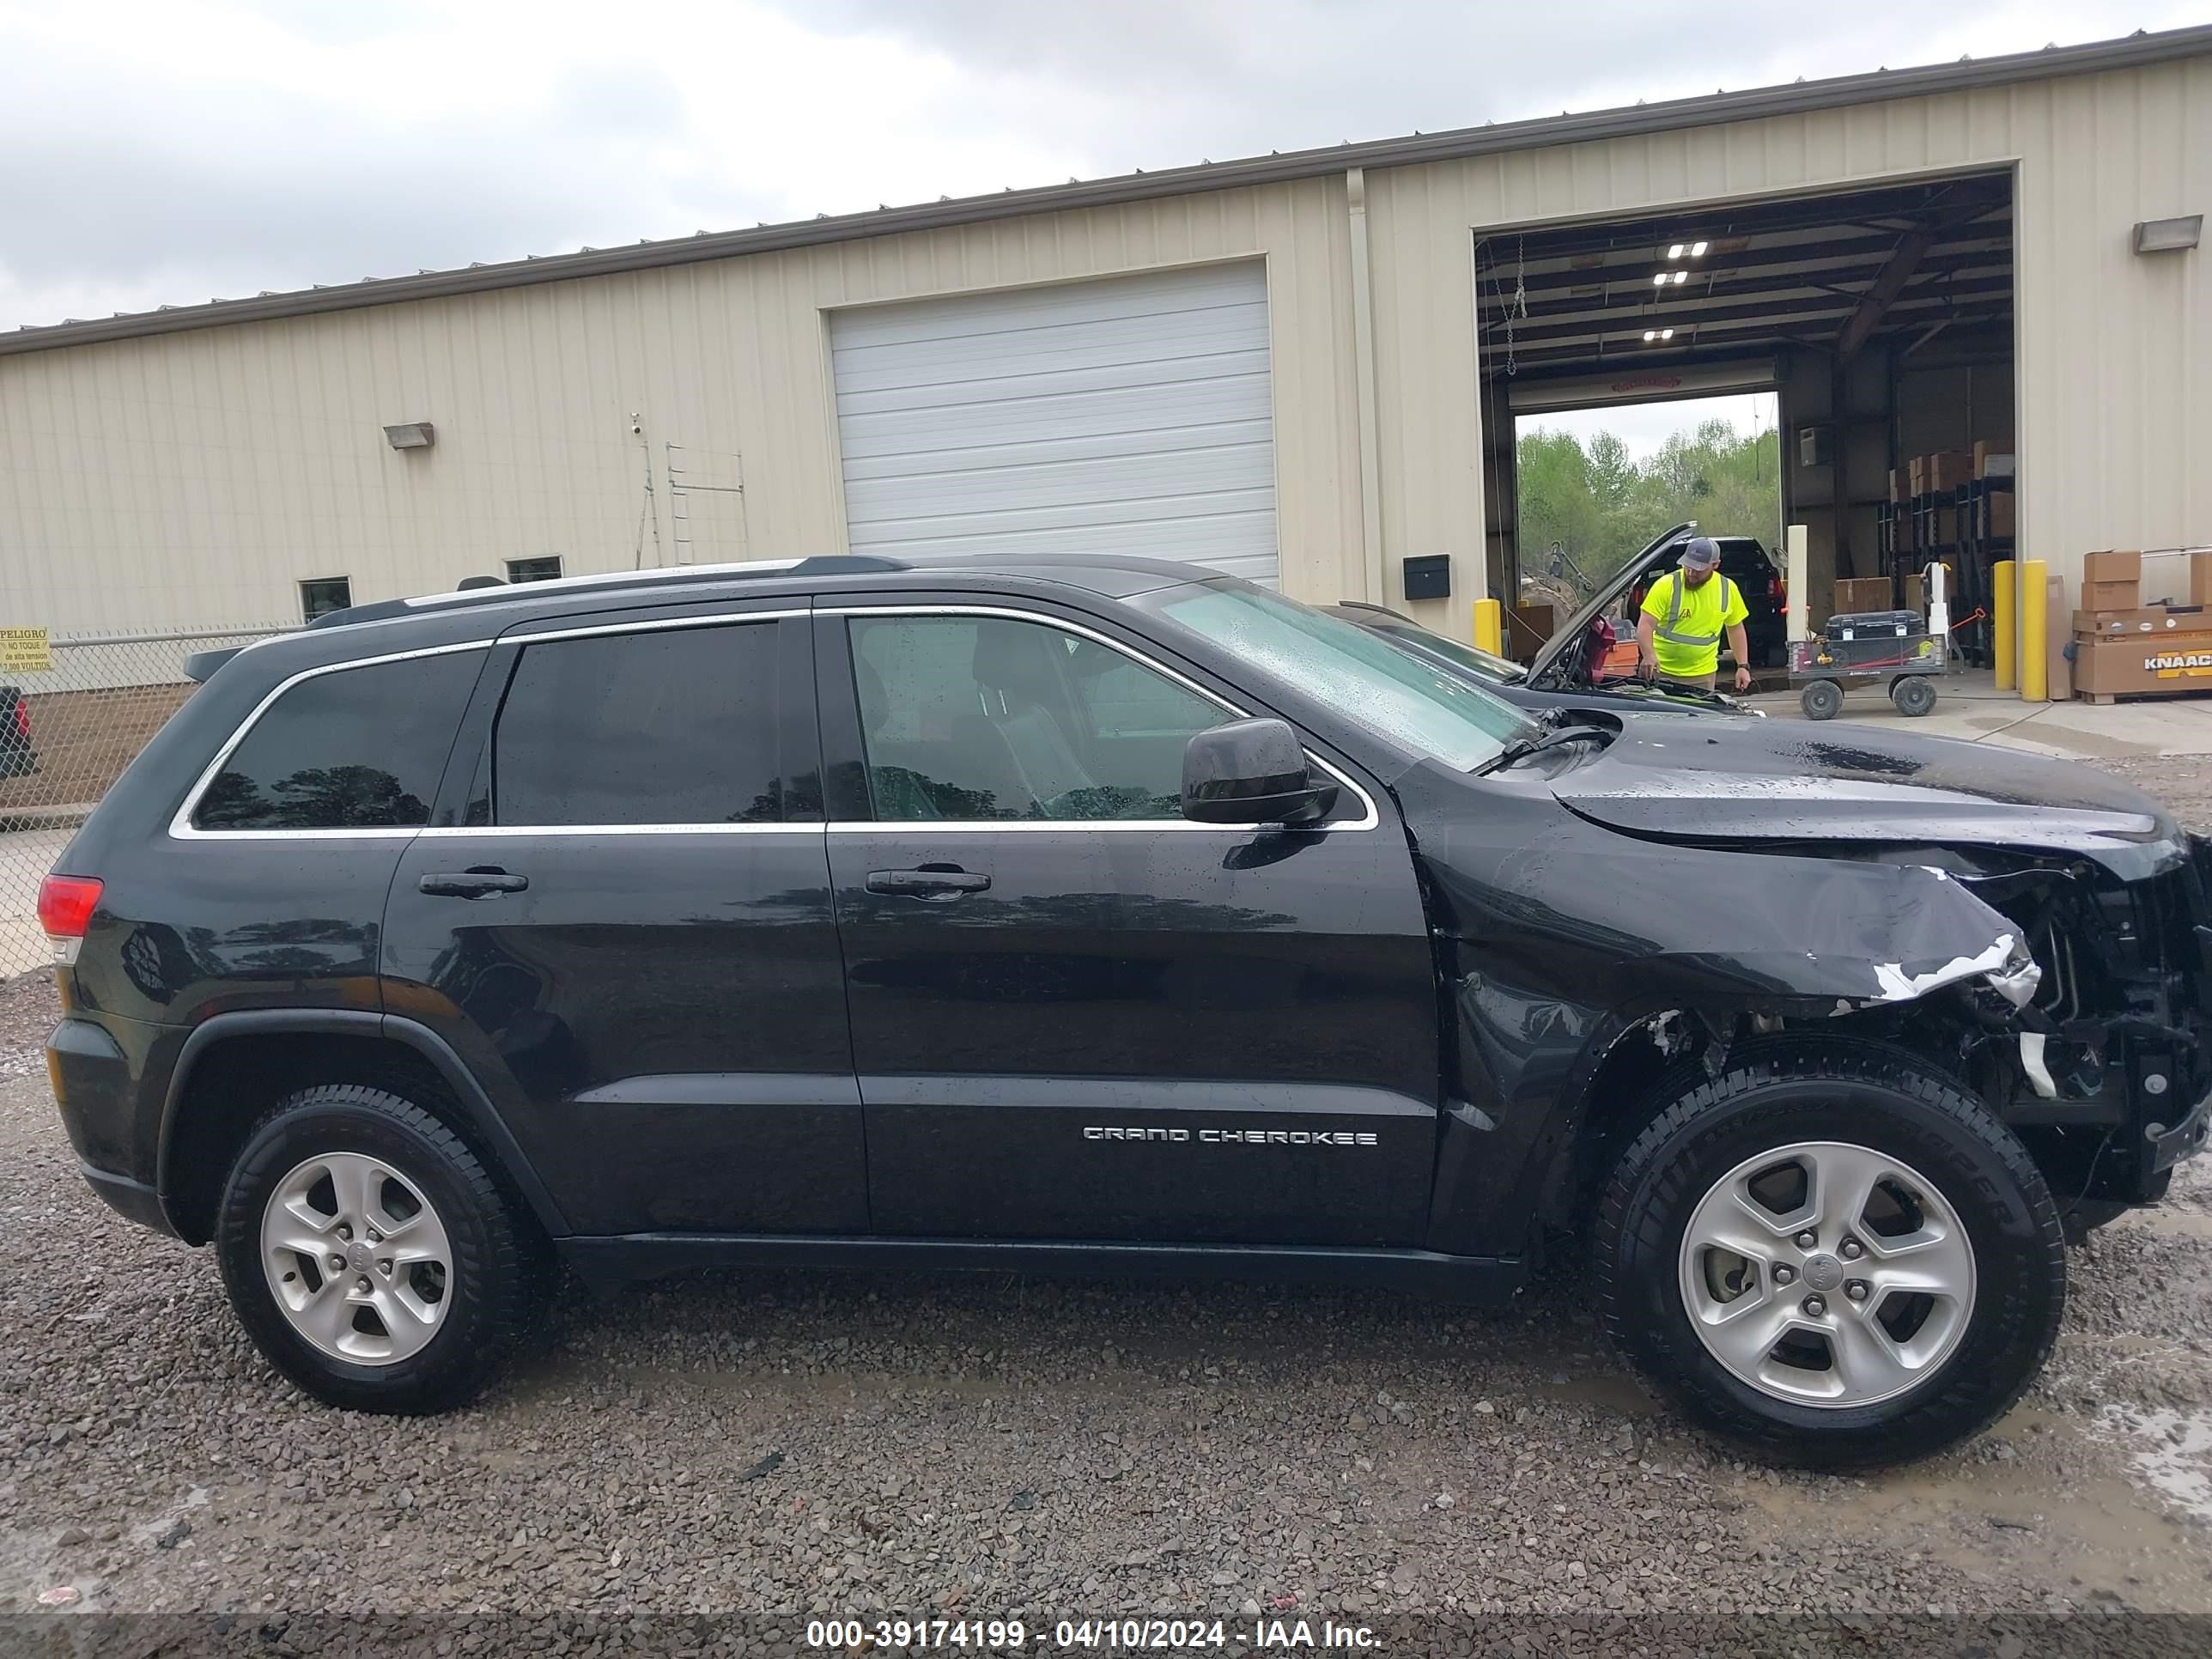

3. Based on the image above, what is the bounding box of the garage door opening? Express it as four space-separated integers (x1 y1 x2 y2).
1514 390 1781 661
1478 171 2016 665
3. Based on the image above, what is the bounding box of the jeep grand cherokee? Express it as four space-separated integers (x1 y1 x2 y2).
40 553 2212 1468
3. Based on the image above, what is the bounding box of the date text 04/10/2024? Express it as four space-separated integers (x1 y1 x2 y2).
802 1620 1382 1650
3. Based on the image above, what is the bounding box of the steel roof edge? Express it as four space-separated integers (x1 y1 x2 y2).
8 23 2211 359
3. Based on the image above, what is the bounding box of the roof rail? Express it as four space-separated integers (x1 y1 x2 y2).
306 555 909 630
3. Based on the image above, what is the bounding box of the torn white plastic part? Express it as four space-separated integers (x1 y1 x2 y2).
1983 945 2044 1010
2020 1031 2058 1100
1870 933 2021 1003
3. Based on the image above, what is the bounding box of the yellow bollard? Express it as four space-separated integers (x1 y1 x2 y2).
1474 597 1503 656
1991 560 2016 692
2020 558 2048 702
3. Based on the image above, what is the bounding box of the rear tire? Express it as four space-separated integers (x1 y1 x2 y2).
1595 1040 2063 1469
215 1084 551 1413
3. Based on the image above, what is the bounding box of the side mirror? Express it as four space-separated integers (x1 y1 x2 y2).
1181 718 1337 826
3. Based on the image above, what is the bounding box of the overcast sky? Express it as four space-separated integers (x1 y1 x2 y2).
2 0 2206 334
1528 392 1779 463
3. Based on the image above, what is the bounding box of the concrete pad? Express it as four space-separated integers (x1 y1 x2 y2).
1747 668 2212 758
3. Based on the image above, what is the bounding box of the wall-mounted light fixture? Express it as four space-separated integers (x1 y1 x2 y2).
2133 215 2202 254
1642 328 1675 343
383 422 436 450
1665 240 1710 259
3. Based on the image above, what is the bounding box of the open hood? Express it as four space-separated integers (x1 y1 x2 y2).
1550 710 2181 876
1524 523 1697 687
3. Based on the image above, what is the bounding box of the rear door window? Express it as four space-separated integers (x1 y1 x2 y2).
492 622 786 826
192 651 483 830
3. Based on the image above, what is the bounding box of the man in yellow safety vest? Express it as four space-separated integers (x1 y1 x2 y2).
1636 537 1753 694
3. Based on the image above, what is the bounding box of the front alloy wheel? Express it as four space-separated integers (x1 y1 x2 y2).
1679 1141 1974 1407
1598 1039 2064 1468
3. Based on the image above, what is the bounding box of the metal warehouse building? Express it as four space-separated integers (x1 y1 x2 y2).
3 25 2209 641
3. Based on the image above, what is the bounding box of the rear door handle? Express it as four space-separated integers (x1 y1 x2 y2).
417 870 530 899
866 867 991 899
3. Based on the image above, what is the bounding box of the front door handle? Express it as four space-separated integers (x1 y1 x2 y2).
418 869 530 899
866 866 991 899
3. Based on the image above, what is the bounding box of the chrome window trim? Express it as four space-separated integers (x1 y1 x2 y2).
823 603 1380 834
171 600 1382 841
492 606 808 647
171 610 813 841
416 823 822 839
169 641 494 842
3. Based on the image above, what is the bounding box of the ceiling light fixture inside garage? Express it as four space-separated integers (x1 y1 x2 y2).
1666 241 1711 258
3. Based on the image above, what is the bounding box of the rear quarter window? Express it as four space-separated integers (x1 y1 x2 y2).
191 652 483 830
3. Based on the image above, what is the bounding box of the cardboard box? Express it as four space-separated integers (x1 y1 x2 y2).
1833 578 1893 615
2085 580 2142 611
2191 550 2212 608
2072 629 2212 697
2046 573 2072 702
1922 451 1974 493
1973 441 2016 479
2084 550 2143 584
1988 491 2015 538
2073 607 2209 636
1888 469 1904 505
1903 572 1924 615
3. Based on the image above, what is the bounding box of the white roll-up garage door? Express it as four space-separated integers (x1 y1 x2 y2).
830 262 1277 585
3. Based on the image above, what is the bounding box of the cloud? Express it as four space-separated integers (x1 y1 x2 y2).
1 0 2203 331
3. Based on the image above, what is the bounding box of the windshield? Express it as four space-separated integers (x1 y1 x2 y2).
1146 585 1539 771
1368 620 1525 684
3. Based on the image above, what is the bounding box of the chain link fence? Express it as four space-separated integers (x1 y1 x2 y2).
0 624 292 977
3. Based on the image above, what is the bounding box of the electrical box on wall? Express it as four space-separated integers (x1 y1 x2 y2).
1796 425 1832 468
1402 555 1452 601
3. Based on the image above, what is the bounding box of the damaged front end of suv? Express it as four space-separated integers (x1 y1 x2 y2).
1400 721 2212 1259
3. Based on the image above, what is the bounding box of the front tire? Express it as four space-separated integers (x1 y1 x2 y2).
215 1084 550 1413
1595 1041 2063 1468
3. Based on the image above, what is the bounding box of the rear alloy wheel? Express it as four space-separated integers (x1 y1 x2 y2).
1597 1040 2064 1468
258 1151 455 1366
216 1084 550 1413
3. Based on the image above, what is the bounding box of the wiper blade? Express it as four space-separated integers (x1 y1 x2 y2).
1473 723 1610 776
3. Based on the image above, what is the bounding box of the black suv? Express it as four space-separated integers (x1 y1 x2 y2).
41 554 2212 1467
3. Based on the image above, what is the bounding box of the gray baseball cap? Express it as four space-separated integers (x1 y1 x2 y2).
1680 537 1721 571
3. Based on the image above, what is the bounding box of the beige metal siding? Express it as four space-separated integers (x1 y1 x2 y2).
3 56 2209 637
1 181 1361 632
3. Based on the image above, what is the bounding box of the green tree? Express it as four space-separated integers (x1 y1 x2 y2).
1515 426 1602 587
1516 414 1779 596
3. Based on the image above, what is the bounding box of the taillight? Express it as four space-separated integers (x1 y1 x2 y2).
37 874 102 966
1770 574 1786 603
9 698 26 740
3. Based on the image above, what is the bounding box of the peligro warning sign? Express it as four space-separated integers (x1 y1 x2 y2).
0 628 50 674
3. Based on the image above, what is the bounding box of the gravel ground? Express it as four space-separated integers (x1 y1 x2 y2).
2 758 2210 1641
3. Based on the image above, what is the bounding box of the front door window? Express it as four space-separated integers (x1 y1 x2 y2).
848 615 1228 823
